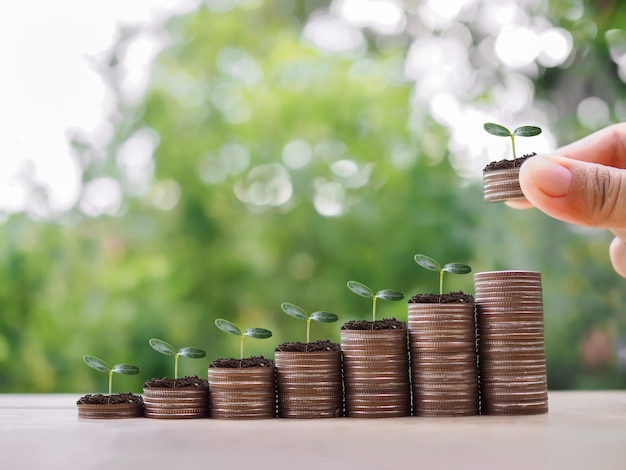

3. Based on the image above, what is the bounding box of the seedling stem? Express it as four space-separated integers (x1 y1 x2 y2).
483 122 542 161
346 281 404 322
83 355 140 395
215 319 273 359
414 254 471 295
280 302 338 343
148 338 206 379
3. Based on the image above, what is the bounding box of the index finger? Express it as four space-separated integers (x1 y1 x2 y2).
556 123 626 168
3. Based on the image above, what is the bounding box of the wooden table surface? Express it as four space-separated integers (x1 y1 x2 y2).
1 391 625 469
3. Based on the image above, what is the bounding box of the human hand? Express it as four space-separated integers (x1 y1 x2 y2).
507 123 626 277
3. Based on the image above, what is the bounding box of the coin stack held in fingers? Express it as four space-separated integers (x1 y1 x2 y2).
474 271 548 415
408 301 479 417
482 168 525 202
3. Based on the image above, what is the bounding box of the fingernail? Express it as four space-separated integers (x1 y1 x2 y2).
522 155 573 198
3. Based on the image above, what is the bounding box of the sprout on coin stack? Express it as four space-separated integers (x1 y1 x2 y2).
482 122 542 202
142 338 209 419
147 338 207 380
408 254 478 417
77 355 143 419
340 280 411 418
278 302 338 346
274 302 342 418
412 254 472 300
208 319 276 419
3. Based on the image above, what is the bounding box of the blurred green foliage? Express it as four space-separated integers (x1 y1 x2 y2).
2 0 626 393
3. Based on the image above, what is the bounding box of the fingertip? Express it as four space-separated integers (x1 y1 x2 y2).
610 237 626 278
505 199 533 210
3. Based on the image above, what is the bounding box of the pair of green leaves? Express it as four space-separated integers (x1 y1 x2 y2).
483 122 542 160
347 280 404 322
83 355 140 396
215 319 272 360
148 338 206 379
280 302 338 343
414 254 471 295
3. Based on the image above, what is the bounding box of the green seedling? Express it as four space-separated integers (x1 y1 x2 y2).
347 280 404 322
414 254 471 295
148 338 206 379
280 302 338 343
83 355 140 396
215 319 272 359
483 122 542 161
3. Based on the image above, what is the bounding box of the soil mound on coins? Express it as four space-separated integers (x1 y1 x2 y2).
483 152 536 171
143 376 208 388
341 318 406 330
409 291 474 303
77 392 143 405
209 356 274 368
275 340 341 352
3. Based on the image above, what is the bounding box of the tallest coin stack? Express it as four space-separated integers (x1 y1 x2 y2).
474 271 548 415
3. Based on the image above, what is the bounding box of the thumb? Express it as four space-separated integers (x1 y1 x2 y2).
519 155 626 230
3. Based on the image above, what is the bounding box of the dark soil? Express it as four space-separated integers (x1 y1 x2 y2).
409 291 474 304
209 355 274 368
341 318 406 330
275 340 341 352
483 152 536 171
77 392 143 405
143 375 208 389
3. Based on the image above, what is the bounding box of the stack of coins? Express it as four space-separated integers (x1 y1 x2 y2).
143 388 209 419
275 350 343 418
208 366 276 419
474 271 548 415
408 302 478 416
77 402 143 419
483 168 524 202
341 328 410 418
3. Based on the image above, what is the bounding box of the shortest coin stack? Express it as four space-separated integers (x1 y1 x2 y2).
77 393 144 419
78 403 143 419
143 387 209 419
474 271 548 415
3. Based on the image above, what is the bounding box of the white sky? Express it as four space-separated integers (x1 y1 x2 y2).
0 0 198 217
